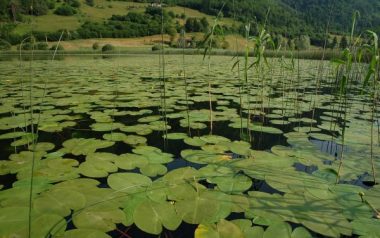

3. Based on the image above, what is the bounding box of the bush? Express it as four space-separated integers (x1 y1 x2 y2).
69 0 81 8
36 42 49 50
152 45 161 51
92 42 99 50
102 44 115 52
85 0 95 7
50 44 64 51
19 42 33 50
0 40 11 50
47 1 55 9
221 40 230 49
54 5 76 16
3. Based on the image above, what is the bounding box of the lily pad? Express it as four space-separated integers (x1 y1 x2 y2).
133 200 181 235
107 172 152 193
62 138 115 156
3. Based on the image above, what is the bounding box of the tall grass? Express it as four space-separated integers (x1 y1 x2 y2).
361 30 379 184
202 3 225 135
181 6 191 136
335 11 360 183
159 0 168 142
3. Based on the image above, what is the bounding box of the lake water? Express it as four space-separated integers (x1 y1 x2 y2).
0 54 379 237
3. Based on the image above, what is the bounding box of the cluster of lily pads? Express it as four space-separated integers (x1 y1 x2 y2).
0 55 379 238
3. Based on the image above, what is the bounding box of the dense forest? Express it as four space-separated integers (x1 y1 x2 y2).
0 0 380 48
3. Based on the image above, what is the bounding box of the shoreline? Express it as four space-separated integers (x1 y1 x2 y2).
0 48 342 60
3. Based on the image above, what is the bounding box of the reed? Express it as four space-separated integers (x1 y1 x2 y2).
360 30 379 184
202 3 225 135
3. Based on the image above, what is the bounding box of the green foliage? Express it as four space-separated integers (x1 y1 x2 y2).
152 45 161 51
85 0 95 7
36 42 48 50
68 0 81 8
92 42 99 50
19 0 49 16
340 36 349 49
185 17 209 33
77 9 176 39
294 35 311 50
330 36 338 49
54 5 77 16
0 40 11 50
50 44 64 51
101 44 115 52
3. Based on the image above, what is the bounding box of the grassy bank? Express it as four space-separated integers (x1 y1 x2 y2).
0 48 342 61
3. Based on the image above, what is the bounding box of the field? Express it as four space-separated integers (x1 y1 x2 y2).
0 52 379 237
12 0 236 36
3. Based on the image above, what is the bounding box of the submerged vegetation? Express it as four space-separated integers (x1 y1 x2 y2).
0 1 379 238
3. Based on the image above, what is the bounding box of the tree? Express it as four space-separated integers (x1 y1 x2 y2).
295 35 310 50
330 36 338 49
200 17 209 31
340 36 348 49
85 0 94 7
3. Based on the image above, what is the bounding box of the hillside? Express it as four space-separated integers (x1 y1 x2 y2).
0 0 379 50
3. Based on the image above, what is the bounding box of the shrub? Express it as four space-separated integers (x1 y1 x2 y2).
47 1 55 9
50 44 64 51
69 0 81 8
152 45 161 51
92 42 99 50
0 40 11 50
221 40 230 49
36 42 49 50
102 44 115 52
85 0 95 7
54 5 76 16
19 42 33 50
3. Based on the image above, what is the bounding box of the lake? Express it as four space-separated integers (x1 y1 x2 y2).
0 54 379 237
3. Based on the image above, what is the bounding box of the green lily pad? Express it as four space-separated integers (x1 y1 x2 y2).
309 133 335 141
114 153 149 170
107 172 152 193
0 207 66 237
264 222 292 238
57 229 112 238
0 131 34 140
103 133 127 142
200 135 231 144
86 152 119 162
209 174 252 194
229 141 251 156
184 137 207 147
250 125 283 134
140 164 167 177
79 160 118 178
28 142 55 152
351 218 380 236
195 219 245 238
202 144 229 153
133 200 181 235
72 206 126 232
62 138 115 155
123 135 147 145
34 188 86 217
291 227 312 238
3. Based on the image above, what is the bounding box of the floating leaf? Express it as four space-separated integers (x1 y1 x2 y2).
195 220 245 238
73 206 126 232
57 229 112 238
34 188 86 217
107 172 152 193
140 164 167 177
62 138 115 155
133 200 181 235
0 207 66 237
79 160 118 178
